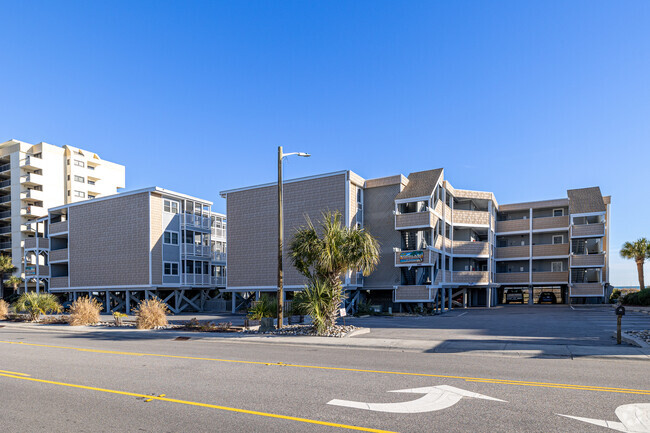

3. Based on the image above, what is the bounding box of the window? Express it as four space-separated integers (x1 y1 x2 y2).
194 261 202 274
74 191 85 198
552 235 564 244
164 262 179 276
163 199 179 214
553 209 564 217
88 194 96 199
551 261 563 272
88 180 95 185
185 260 194 274
74 160 85 167
88 165 95 171
74 175 85 183
163 231 179 245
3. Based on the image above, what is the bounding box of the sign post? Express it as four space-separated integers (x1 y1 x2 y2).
615 305 625 345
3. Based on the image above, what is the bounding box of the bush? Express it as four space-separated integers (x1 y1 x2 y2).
134 297 169 329
293 280 342 335
12 292 62 321
354 300 374 316
247 295 277 320
0 299 8 320
622 288 650 306
609 289 622 304
68 296 102 326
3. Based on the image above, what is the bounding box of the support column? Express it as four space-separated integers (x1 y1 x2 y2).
448 288 452 310
487 287 492 308
528 286 533 305
126 290 131 314
440 287 446 312
231 293 236 313
105 291 110 313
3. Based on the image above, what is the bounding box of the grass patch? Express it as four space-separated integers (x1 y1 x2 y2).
68 296 103 326
134 297 169 329
0 299 8 320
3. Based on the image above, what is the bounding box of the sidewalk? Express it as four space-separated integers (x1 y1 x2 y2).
2 321 649 362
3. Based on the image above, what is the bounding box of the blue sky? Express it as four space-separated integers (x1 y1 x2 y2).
1 1 648 285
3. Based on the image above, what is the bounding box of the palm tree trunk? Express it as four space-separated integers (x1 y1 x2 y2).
637 259 646 290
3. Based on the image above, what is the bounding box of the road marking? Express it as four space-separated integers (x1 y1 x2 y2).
0 372 395 433
0 369 29 376
2 340 649 395
328 385 505 413
559 403 650 432
456 312 468 317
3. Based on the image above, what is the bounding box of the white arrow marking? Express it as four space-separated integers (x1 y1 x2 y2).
559 403 650 432
327 385 506 414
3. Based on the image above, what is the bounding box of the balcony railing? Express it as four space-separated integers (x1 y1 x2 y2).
494 273 529 284
212 228 226 239
532 243 569 257
49 220 69 235
453 209 490 226
572 223 605 238
182 274 214 286
49 248 69 262
182 243 211 257
0 241 11 250
496 219 530 233
570 283 603 296
532 215 569 230
452 271 490 284
21 173 44 186
531 271 568 283
212 276 226 286
0 210 10 219
21 189 45 202
212 251 227 262
0 226 10 235
394 249 437 266
24 237 49 249
395 210 438 229
452 240 489 256
183 214 211 230
21 155 44 170
0 195 11 204
0 180 10 188
570 253 605 268
22 206 45 217
50 276 69 289
495 245 529 259
25 265 49 277
394 285 432 302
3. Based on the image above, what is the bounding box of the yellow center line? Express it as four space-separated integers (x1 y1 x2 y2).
0 369 30 376
0 372 395 433
2 339 648 396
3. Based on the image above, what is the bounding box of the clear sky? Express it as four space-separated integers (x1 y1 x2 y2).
1 1 648 285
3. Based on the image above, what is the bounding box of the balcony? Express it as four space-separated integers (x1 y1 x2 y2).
212 251 227 262
21 224 35 233
24 237 49 249
495 245 529 259
20 155 44 170
531 271 568 283
532 243 569 257
395 210 438 230
212 228 226 239
571 253 605 268
50 277 69 289
49 248 69 262
0 163 10 174
452 271 490 284
182 243 211 257
495 273 529 284
21 173 44 186
394 249 437 266
0 179 10 190
434 270 452 284
0 210 10 220
21 205 45 217
452 241 489 256
453 210 490 226
181 274 213 286
394 285 431 301
0 195 11 204
532 215 569 231
0 226 10 235
0 241 11 250
25 265 49 277
49 220 69 235
572 223 605 238
496 219 529 233
570 283 603 296
183 214 211 230
212 276 226 286
21 189 45 202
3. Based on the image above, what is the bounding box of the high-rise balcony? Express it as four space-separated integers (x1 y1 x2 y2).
0 226 11 235
0 179 10 190
453 210 490 226
0 195 11 205
532 243 569 257
181 274 213 286
183 213 211 231
49 220 69 235
394 285 432 301
50 277 69 289
496 218 530 233
452 241 489 256
570 283 603 296
0 210 10 220
21 173 44 187
0 241 11 250
452 271 490 284
49 248 69 262
570 253 605 268
211 276 226 286
532 215 569 230
21 205 45 217
494 273 529 284
0 163 10 174
21 189 45 202
24 237 49 250
212 251 227 262
182 243 211 257
495 245 529 259
20 155 44 171
531 271 568 283
395 210 438 230
572 223 605 238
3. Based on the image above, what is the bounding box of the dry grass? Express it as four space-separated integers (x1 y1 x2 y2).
68 296 103 326
0 299 8 320
134 297 169 329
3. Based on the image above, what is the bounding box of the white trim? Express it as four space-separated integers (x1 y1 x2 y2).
219 170 350 197
394 196 433 205
163 261 180 276
551 261 564 272
552 234 564 244
163 230 180 245
531 227 569 233
552 208 564 217
345 172 350 228
453 223 490 229
570 211 606 218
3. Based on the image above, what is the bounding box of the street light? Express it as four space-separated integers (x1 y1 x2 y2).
278 146 310 329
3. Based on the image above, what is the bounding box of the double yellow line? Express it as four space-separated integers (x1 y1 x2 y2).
2 340 649 396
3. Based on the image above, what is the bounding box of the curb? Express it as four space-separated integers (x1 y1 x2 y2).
616 331 650 348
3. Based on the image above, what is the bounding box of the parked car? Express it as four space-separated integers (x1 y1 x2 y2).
505 289 524 304
538 291 557 304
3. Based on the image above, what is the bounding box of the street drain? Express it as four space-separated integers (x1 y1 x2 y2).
174 336 190 341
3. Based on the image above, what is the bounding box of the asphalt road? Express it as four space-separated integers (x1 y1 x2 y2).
1 325 649 432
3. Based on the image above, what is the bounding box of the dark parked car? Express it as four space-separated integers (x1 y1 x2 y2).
538 291 557 304
505 289 524 304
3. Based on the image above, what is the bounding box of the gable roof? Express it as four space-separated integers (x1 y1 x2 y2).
395 168 443 200
567 187 606 214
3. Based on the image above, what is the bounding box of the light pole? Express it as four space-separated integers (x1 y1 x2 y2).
278 146 310 329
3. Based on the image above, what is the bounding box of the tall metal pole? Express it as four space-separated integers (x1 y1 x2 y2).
277 146 284 329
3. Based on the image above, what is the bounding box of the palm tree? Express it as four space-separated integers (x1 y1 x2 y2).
4 276 23 295
290 211 379 332
0 255 16 299
12 292 62 321
620 238 650 290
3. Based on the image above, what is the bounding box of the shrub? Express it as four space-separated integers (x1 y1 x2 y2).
609 289 622 304
12 292 61 321
68 296 103 326
293 280 342 335
113 312 127 326
0 299 8 320
355 300 374 316
247 295 277 320
134 297 169 329
622 289 650 306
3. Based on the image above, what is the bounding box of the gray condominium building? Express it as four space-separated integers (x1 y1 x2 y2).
220 169 610 313
23 187 226 313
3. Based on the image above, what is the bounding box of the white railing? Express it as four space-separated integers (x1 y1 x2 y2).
212 276 226 286
182 274 213 286
182 243 211 257
212 251 227 262
183 213 211 230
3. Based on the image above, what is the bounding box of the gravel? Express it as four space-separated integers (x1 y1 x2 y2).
245 324 360 338
625 329 650 344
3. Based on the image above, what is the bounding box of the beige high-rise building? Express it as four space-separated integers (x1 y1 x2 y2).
0 139 125 292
